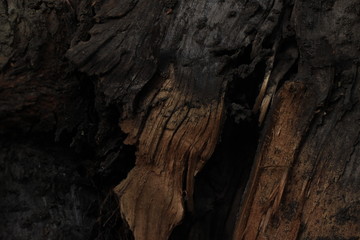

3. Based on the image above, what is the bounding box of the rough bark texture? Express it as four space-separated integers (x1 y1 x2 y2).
234 1 360 239
0 0 359 240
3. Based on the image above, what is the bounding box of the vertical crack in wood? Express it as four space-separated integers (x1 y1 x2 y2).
234 0 360 238
234 82 319 240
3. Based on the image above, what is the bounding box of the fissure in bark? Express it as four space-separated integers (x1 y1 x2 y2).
1 0 359 239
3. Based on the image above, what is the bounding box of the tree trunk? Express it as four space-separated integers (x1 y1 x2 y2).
1 0 359 240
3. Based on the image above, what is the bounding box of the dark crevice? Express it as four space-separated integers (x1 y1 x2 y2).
262 29 280 49
170 116 259 240
276 55 299 92
273 36 299 92
233 60 267 108
218 44 253 75
210 48 238 57
170 48 263 240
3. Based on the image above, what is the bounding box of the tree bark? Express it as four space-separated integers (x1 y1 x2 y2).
1 0 359 240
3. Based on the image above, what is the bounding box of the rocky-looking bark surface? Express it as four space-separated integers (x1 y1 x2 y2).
0 0 359 239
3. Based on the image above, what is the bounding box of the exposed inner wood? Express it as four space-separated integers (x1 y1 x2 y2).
114 65 225 239
65 0 284 238
2 0 359 239
234 0 360 239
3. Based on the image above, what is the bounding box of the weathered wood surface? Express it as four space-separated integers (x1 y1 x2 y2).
1 0 359 239
66 0 294 239
234 0 360 239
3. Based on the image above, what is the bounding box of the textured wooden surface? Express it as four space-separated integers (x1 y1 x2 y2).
66 0 286 238
234 0 360 239
1 0 360 239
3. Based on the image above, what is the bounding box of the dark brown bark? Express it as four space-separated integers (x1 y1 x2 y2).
1 0 359 240
234 1 360 239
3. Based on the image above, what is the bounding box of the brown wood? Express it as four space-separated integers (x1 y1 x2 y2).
234 1 360 239
113 64 225 239
1 0 359 239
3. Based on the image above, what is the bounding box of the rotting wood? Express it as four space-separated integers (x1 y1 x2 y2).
66 0 287 239
233 0 360 239
114 64 225 239
2 0 360 239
